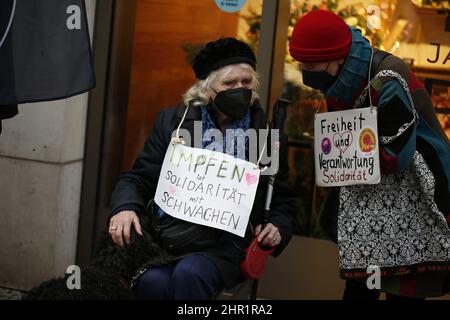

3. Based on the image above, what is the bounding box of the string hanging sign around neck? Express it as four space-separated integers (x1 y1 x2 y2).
313 49 381 187
154 105 267 237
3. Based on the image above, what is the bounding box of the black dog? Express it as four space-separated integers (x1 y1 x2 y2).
23 214 171 300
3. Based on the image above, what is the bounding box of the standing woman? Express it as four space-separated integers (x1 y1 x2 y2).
289 10 450 299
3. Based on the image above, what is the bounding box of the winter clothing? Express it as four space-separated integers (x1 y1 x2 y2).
110 102 296 290
327 28 450 298
193 37 256 80
289 9 450 297
201 104 251 157
289 10 352 63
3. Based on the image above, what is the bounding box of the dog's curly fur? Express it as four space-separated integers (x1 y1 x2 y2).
23 215 172 300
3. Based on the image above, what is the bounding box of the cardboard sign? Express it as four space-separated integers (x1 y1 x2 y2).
155 142 260 237
314 107 381 187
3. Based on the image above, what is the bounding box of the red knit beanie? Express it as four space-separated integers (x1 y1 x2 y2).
289 10 352 63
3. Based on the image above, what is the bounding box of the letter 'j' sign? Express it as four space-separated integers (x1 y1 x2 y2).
155 143 260 237
314 107 381 187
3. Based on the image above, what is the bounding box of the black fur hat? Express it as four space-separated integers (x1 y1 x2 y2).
193 37 256 80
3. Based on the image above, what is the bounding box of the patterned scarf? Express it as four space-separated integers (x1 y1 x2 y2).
200 104 251 161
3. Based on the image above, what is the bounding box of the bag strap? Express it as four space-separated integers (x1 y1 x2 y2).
355 49 419 145
370 49 391 79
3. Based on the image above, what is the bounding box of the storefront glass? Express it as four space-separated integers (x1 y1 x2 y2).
239 0 450 239
123 0 263 170
123 0 449 240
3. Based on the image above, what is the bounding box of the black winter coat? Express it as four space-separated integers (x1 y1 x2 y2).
110 102 297 289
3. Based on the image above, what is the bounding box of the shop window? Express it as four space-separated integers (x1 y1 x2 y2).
123 0 262 170
242 0 450 239
425 79 450 139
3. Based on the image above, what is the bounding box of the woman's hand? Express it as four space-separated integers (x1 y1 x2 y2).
109 211 143 247
255 223 281 247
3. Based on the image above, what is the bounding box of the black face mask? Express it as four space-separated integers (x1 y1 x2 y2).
301 62 341 93
213 87 252 119
302 69 337 92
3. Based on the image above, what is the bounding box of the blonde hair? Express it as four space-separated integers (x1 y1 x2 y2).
183 63 260 107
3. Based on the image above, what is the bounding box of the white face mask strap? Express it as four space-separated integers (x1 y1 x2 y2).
255 124 269 172
172 105 189 145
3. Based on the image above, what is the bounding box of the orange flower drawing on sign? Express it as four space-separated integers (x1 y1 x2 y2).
359 128 377 154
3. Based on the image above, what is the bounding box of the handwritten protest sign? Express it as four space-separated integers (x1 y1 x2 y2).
154 142 260 237
314 107 381 187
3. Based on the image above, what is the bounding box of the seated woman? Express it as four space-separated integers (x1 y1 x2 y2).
108 37 297 300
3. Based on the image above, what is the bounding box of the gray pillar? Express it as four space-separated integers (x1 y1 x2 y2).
0 0 97 290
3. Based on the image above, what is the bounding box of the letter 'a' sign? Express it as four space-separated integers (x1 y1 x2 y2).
314 107 381 187
155 143 260 237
